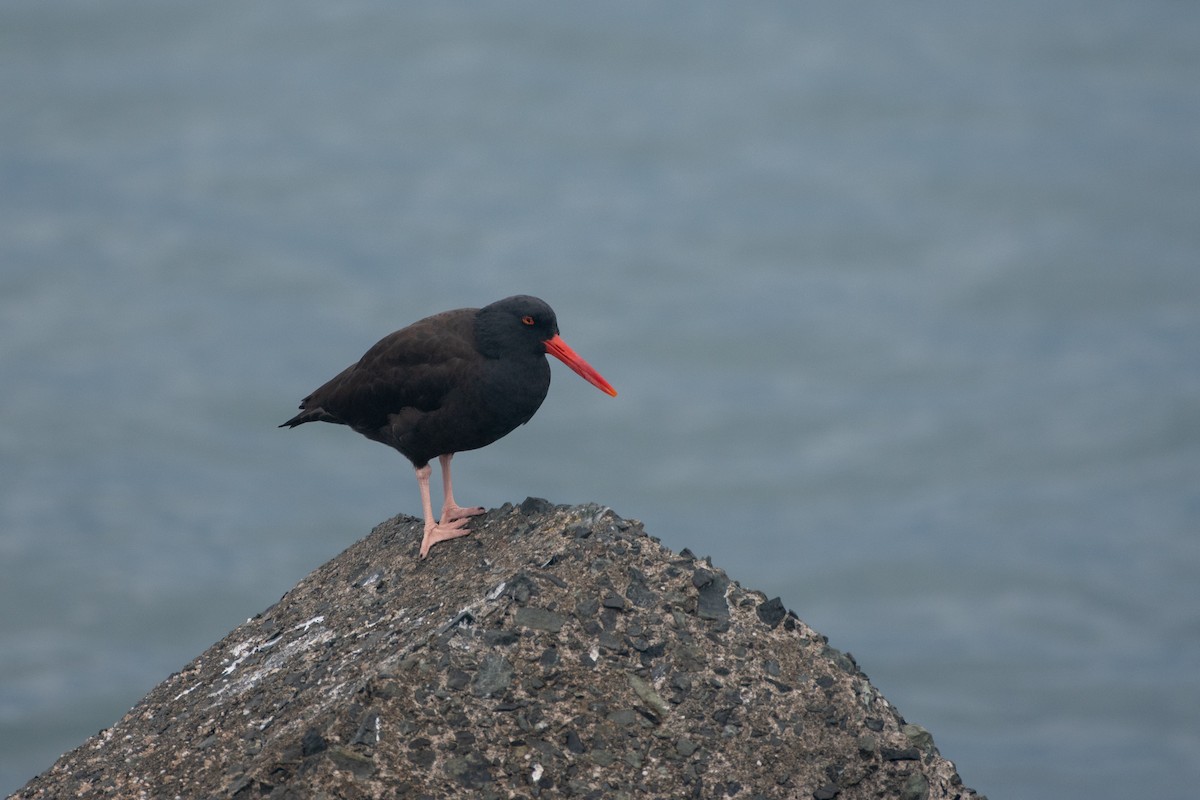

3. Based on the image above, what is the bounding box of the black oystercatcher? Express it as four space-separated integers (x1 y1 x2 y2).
280 295 617 558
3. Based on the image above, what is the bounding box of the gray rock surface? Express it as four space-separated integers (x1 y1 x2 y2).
13 502 985 799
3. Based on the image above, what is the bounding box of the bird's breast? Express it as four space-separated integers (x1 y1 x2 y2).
475 354 552 429
390 354 551 464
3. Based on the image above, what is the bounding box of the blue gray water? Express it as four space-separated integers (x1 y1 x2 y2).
2 2 1198 797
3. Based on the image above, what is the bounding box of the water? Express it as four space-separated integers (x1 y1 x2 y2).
2 2 1198 796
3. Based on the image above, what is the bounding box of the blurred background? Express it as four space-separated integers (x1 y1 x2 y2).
2 2 1197 797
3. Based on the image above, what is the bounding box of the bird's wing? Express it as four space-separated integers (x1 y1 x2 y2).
297 309 478 430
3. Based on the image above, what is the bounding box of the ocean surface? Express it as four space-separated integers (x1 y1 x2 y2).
2 2 1198 797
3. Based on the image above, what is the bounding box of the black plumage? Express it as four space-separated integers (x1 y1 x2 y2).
281 295 616 558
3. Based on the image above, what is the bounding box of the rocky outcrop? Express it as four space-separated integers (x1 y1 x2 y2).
14 501 983 799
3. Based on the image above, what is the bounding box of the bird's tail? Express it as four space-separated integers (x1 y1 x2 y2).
279 406 343 428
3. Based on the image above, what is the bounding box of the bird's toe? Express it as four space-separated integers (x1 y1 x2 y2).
419 518 474 559
441 504 486 524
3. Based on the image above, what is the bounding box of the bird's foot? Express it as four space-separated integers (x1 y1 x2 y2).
440 503 486 523
419 517 473 560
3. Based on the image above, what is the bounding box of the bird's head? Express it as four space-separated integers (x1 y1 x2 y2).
478 295 617 397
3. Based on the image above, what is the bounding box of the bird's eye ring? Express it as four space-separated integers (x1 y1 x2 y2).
521 315 536 326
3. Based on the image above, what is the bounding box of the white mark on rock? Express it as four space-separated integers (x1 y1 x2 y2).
221 635 282 676
171 682 201 702
210 628 335 701
531 763 544 783
293 615 325 632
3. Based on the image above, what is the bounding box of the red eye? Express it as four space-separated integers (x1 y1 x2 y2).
521 315 535 326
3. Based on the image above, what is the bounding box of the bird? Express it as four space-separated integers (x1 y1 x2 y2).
280 295 617 558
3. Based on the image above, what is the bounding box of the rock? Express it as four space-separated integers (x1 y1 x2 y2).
902 772 932 800
883 746 923 762
903 723 936 753
519 496 555 515
601 591 628 610
756 596 787 628
514 606 567 633
12 503 984 800
694 568 731 620
471 653 514 697
627 673 671 719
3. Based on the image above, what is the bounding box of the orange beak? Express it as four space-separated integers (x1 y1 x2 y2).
544 334 618 397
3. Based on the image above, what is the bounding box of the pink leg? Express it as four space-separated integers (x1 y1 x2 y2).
414 463 473 559
437 453 485 524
